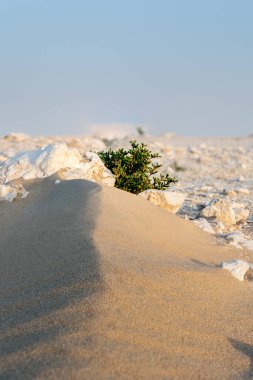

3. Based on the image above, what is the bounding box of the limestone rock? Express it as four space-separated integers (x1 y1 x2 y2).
223 189 237 198
138 190 186 213
0 143 81 182
232 202 245 209
222 231 245 249
0 144 115 187
60 151 115 187
233 208 249 224
221 259 250 281
0 184 28 202
0 184 17 202
237 188 250 196
0 155 7 163
201 197 236 226
222 231 253 251
213 220 226 233
193 218 214 234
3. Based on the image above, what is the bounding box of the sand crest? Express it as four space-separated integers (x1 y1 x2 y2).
0 177 252 379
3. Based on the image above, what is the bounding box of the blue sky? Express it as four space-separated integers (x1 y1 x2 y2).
0 0 252 136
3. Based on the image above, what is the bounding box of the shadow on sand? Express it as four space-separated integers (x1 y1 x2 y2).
229 338 253 379
0 177 102 379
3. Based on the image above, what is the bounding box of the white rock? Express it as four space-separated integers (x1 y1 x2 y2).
55 179 61 184
0 155 7 163
214 220 226 233
60 151 115 187
233 208 249 223
221 259 250 281
200 185 213 192
187 146 199 154
0 184 17 202
20 186 29 198
138 190 186 213
224 189 237 198
81 137 106 152
0 143 81 182
193 218 215 234
223 231 244 245
237 188 250 196
242 239 253 251
201 196 236 226
0 143 115 186
232 202 245 209
91 123 135 140
222 231 253 251
0 184 28 202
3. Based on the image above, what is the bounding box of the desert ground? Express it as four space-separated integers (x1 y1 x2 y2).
0 132 252 379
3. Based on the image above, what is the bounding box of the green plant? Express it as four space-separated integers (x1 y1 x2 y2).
171 161 186 172
98 140 177 194
136 126 145 136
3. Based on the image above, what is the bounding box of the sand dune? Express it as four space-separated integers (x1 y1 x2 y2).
0 177 252 379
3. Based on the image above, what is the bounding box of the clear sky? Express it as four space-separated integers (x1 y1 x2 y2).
0 0 252 136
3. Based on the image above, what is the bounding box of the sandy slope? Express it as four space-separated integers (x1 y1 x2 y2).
0 177 252 379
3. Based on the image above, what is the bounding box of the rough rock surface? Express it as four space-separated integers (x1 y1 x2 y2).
193 218 215 234
201 197 236 226
59 151 115 186
221 259 250 281
0 184 17 202
138 189 186 213
233 207 249 224
1 131 253 253
218 231 253 251
0 184 28 202
0 143 115 187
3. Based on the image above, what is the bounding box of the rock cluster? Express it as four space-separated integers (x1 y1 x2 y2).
0 132 253 260
200 196 249 226
0 143 115 191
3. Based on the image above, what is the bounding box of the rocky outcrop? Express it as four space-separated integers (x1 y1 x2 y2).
59 151 115 186
0 143 115 187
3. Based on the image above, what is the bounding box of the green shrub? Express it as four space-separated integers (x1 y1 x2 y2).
98 140 177 194
171 160 186 172
136 126 145 136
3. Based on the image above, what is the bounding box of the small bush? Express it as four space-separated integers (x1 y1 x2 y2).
98 140 177 194
136 126 145 136
171 161 186 172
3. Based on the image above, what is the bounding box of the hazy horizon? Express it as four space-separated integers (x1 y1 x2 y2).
0 0 252 137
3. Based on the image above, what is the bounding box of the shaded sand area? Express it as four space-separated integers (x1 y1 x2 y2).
0 177 252 379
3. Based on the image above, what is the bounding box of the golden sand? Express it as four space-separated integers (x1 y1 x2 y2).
0 177 252 379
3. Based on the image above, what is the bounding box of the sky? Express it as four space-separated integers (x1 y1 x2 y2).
0 0 252 137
